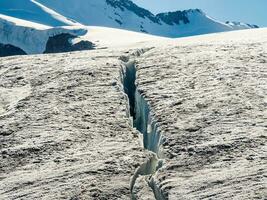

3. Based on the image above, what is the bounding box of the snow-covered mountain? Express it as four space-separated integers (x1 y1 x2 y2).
0 0 258 38
225 21 259 29
0 13 167 56
0 0 259 56
0 0 76 26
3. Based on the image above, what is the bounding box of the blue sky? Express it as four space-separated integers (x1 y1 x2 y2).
132 0 267 27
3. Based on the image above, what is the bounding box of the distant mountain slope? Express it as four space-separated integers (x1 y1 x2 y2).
226 21 259 29
0 0 258 38
37 0 258 37
0 0 78 26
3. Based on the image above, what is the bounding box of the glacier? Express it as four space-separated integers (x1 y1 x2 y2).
0 14 87 54
0 1 266 198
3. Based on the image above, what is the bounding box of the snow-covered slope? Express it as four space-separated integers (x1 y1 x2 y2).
37 0 258 37
226 21 259 30
76 26 167 49
0 14 167 55
0 0 258 38
0 0 78 26
0 14 87 54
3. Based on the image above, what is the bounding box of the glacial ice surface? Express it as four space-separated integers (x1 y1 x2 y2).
1 28 267 199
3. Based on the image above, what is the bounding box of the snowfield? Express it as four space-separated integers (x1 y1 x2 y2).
78 26 168 49
0 28 266 199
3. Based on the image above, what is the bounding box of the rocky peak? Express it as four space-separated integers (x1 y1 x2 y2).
106 0 159 23
156 9 204 25
226 21 259 28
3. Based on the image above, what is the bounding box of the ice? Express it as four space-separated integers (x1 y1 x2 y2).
0 25 266 199
0 14 87 54
0 0 257 38
121 57 162 154
135 90 162 154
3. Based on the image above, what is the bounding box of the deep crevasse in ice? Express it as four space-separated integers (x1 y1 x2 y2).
121 56 166 199
134 90 162 154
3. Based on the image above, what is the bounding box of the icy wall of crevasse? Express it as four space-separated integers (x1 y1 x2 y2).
122 60 137 120
121 57 162 155
120 51 166 199
135 91 162 154
121 60 160 153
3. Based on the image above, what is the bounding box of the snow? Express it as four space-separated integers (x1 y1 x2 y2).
0 0 260 57
155 10 234 37
0 0 77 26
0 13 168 54
36 0 244 37
173 27 267 45
0 14 87 54
78 26 168 49
226 21 258 29
0 0 257 38
0 13 49 29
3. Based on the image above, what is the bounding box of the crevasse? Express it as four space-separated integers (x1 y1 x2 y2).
135 91 162 154
120 57 165 200
122 60 162 155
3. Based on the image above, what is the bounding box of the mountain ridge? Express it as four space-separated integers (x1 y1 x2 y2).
0 0 259 38
0 0 259 56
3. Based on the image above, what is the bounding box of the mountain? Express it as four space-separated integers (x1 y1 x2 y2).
0 0 76 26
226 21 259 29
33 0 260 37
0 0 258 38
0 13 167 56
0 0 259 56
